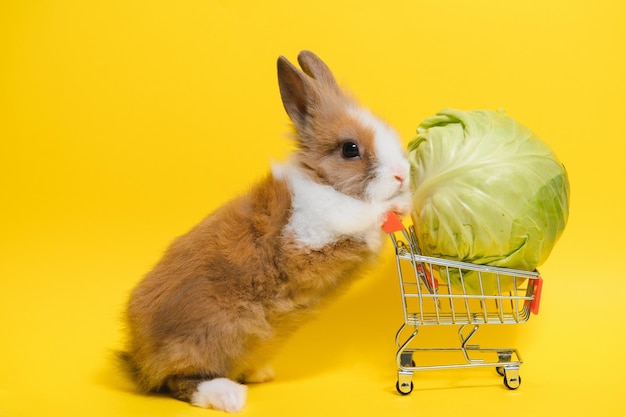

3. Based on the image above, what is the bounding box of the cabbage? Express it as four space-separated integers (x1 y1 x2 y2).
408 109 569 294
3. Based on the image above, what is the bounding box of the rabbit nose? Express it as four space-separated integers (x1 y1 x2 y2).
394 173 410 191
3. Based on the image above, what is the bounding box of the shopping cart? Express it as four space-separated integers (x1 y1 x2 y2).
383 213 543 395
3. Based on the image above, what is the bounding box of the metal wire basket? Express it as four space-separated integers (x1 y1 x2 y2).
384 215 543 395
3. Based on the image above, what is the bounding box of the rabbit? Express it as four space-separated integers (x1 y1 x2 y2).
120 50 412 413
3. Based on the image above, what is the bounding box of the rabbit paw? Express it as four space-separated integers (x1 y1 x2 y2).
243 364 275 384
190 378 247 413
386 194 412 218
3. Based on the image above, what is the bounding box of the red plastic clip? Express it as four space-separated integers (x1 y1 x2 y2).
418 264 439 291
530 276 543 315
382 212 405 234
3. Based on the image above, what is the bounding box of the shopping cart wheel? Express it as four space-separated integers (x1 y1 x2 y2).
396 371 414 395
496 366 505 376
396 380 414 395
503 374 522 390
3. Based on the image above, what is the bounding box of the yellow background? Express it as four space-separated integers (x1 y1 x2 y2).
1 1 625 416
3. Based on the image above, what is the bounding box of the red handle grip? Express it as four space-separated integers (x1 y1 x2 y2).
530 276 543 315
382 212 405 233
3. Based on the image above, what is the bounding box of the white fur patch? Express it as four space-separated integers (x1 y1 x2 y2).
348 107 411 202
190 378 248 413
272 162 387 251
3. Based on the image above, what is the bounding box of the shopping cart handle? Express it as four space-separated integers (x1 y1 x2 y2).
383 211 439 292
382 212 405 233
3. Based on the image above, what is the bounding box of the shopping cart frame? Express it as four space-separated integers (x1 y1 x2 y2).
385 215 543 395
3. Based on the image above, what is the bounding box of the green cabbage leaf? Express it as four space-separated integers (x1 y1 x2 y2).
408 109 570 294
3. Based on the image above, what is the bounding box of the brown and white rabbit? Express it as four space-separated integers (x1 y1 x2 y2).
121 50 411 413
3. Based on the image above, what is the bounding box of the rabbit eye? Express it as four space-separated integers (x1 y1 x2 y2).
341 141 360 159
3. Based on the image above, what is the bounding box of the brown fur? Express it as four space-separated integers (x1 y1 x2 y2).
123 174 376 396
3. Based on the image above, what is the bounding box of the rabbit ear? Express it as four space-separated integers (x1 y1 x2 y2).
297 50 340 92
277 55 315 131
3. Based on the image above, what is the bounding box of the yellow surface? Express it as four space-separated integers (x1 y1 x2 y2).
1 1 625 416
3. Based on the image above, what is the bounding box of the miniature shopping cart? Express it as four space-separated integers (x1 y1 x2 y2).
383 213 543 395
